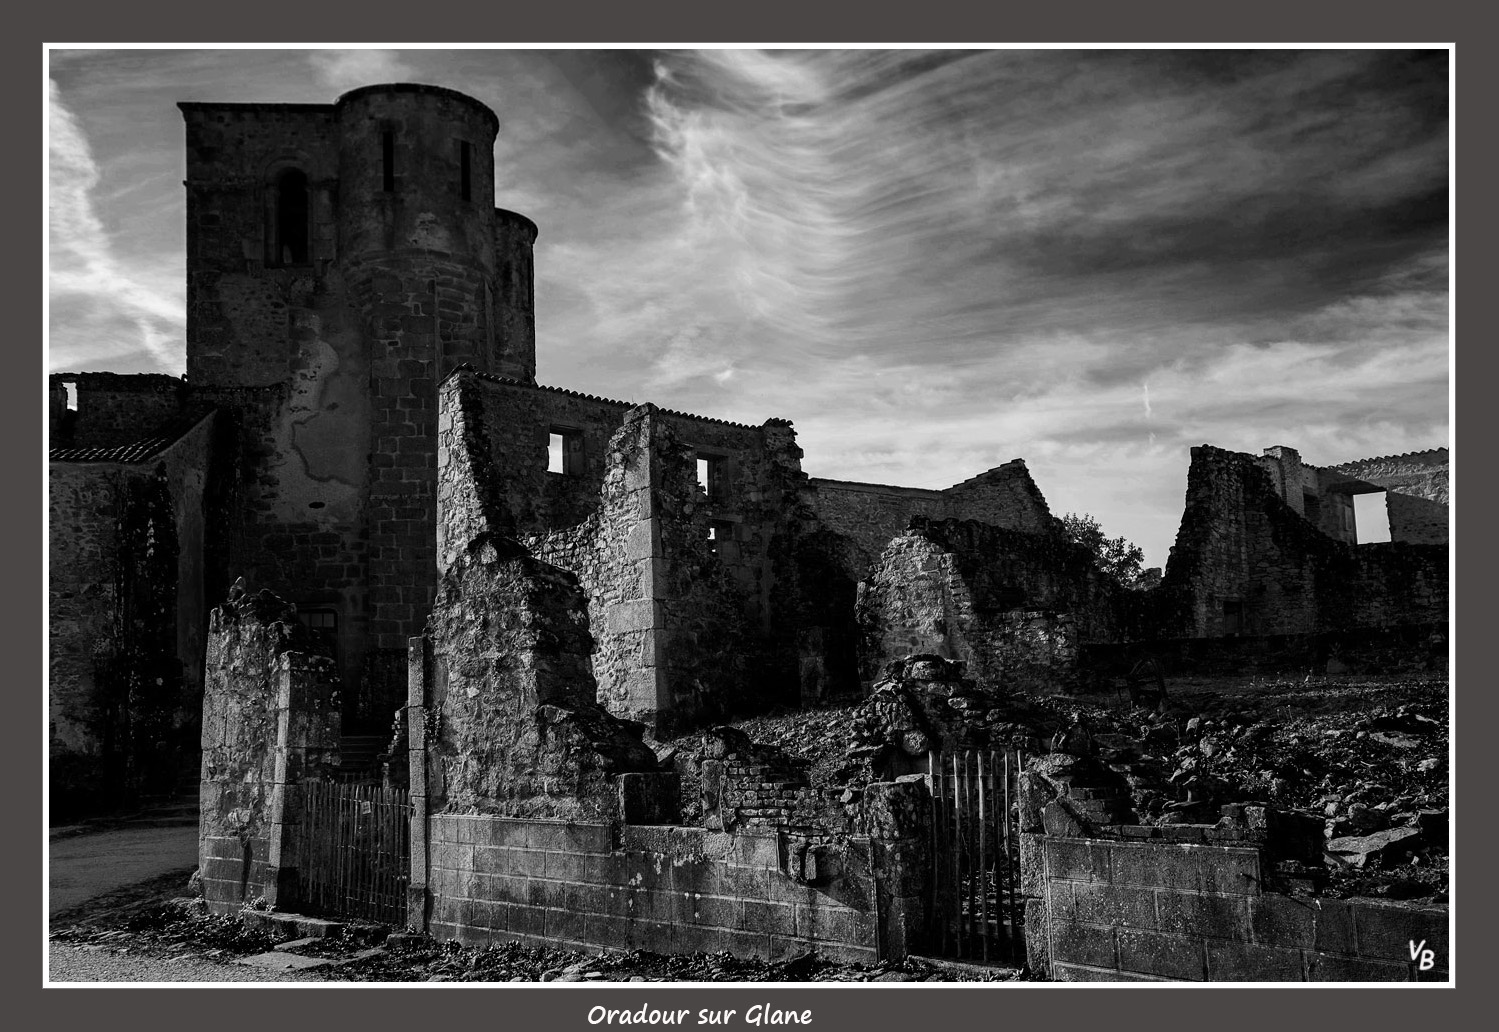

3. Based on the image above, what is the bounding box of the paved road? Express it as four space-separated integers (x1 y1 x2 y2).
48 943 325 983
49 825 199 916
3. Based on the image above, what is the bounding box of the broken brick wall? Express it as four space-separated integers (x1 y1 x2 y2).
857 517 1122 692
199 591 340 914
1159 446 1448 639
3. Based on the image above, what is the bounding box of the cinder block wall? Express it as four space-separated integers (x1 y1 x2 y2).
424 817 883 964
1022 830 1448 982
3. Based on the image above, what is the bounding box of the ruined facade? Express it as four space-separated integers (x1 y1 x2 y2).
49 82 1448 819
1156 445 1448 644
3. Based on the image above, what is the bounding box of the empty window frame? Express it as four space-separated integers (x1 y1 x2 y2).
270 167 310 266
548 427 583 475
1352 491 1391 544
697 453 727 498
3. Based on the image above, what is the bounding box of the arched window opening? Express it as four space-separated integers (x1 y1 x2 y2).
273 168 310 266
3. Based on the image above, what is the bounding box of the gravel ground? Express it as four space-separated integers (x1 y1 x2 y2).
48 942 326 983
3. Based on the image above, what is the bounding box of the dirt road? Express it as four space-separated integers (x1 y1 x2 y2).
49 825 200 917
47 942 326 983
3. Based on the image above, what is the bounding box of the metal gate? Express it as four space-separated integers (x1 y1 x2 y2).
298 780 412 925
927 749 1025 965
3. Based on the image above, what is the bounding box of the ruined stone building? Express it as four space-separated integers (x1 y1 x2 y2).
47 83 1450 813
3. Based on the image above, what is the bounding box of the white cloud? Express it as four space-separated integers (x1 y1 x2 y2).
308 50 414 93
48 79 184 371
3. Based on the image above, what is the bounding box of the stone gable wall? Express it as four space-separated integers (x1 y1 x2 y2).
1159 446 1448 639
857 518 1120 691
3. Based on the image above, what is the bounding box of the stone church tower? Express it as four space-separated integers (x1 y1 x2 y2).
178 83 538 725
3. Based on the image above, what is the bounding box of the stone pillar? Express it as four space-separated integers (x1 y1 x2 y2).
406 633 431 931
616 404 672 728
862 777 933 960
263 652 340 910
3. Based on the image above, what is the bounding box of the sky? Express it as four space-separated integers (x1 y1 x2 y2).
46 48 1451 567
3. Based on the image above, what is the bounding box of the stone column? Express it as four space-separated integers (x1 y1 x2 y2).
263 652 340 909
406 634 432 931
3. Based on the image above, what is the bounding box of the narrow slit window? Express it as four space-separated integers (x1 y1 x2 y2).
460 140 472 201
63 381 78 411
272 168 309 265
382 131 395 192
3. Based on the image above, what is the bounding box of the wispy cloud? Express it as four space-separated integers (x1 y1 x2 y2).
43 49 1448 564
48 78 184 371
308 50 414 93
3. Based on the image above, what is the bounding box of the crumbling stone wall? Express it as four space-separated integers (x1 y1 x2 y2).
857 517 1120 692
417 534 660 821
441 369 827 732
810 459 1053 581
686 727 852 834
1159 446 1448 639
199 590 340 913
1017 810 1448 981
419 780 932 959
48 372 188 449
1259 445 1448 547
48 415 214 815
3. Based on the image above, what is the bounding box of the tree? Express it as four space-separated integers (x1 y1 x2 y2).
1060 512 1146 588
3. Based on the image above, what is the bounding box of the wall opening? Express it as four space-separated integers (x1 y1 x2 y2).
459 140 471 201
271 168 309 266
382 131 395 192
63 381 78 411
707 520 735 555
1353 491 1391 544
1223 600 1244 636
298 608 338 660
1302 490 1321 527
548 427 582 475
697 454 726 499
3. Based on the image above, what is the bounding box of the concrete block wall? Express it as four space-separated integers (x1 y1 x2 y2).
1023 832 1448 981
423 817 880 965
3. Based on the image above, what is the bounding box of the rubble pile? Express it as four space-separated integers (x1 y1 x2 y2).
694 672 1448 901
